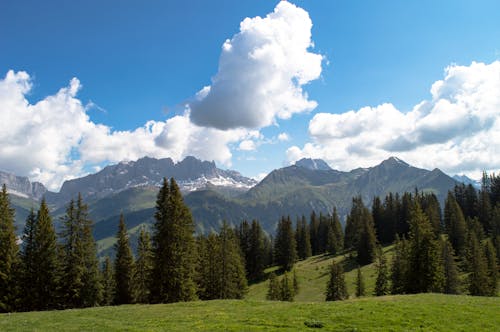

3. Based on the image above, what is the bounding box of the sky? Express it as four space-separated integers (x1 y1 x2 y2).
1 0 500 191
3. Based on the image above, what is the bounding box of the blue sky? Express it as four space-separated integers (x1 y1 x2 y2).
1 0 499 190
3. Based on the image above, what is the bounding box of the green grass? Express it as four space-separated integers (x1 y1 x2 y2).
1 294 498 331
248 246 395 302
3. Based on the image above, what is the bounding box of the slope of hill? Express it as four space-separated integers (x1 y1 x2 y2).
1 295 498 331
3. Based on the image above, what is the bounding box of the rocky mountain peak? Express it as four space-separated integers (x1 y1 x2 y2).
294 158 332 171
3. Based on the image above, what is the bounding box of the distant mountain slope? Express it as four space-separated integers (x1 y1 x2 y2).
0 170 47 199
46 156 257 206
294 158 332 171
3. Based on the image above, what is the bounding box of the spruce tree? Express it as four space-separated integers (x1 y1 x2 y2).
0 185 20 312
466 231 490 296
100 256 114 306
133 227 153 303
355 266 365 297
114 214 134 305
391 235 408 295
19 209 37 311
296 216 312 259
344 196 366 250
444 192 467 257
309 211 319 255
484 239 498 296
150 178 197 303
280 272 295 301
477 189 492 234
325 260 348 301
405 203 444 293
218 222 248 299
274 216 297 271
356 212 378 265
374 252 390 296
266 272 280 300
33 198 60 310
440 238 460 294
196 233 220 300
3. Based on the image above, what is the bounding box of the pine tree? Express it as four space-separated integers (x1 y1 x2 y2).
440 238 460 294
356 211 378 265
344 196 365 250
309 211 319 255
114 214 134 305
405 203 444 293
266 272 280 300
374 252 390 296
150 178 197 303
0 185 20 312
133 227 153 303
484 239 498 296
196 233 220 300
100 256 114 306
325 260 347 301
280 272 295 301
421 193 442 236
218 222 248 299
391 235 408 295
274 216 297 271
355 266 365 297
19 209 37 311
477 189 492 235
76 195 102 307
33 198 61 310
466 231 490 296
444 192 467 257
296 216 312 259
327 208 343 255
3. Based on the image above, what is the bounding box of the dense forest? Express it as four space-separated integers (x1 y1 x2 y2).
0 173 499 312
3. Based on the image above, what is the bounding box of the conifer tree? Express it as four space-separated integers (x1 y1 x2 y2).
76 194 102 307
356 212 378 265
293 269 299 295
466 231 490 296
19 209 37 311
100 256 114 306
280 272 295 301
421 193 442 236
477 189 492 234
32 198 61 310
325 260 347 301
444 192 467 257
196 233 220 300
344 196 366 250
355 266 365 297
391 235 408 295
374 252 390 296
440 238 460 294
266 272 280 300
484 239 498 296
0 185 20 312
150 178 197 303
133 227 153 303
372 196 386 244
296 216 312 259
327 208 344 255
218 222 248 299
274 216 297 271
405 203 444 293
114 214 134 305
309 211 319 255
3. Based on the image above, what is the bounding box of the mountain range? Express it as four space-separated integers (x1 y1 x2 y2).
2 156 461 256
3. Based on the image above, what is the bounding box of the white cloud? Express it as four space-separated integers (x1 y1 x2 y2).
278 132 290 142
287 61 500 178
189 1 322 130
0 71 251 190
238 140 257 151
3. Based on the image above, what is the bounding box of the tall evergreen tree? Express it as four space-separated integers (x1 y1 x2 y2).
309 211 320 255
280 272 295 301
440 238 460 294
405 203 444 293
196 233 220 300
484 239 498 297
19 209 37 311
296 216 312 259
391 235 408 295
477 189 492 234
356 211 378 265
150 178 197 303
344 196 366 250
274 216 297 271
100 256 115 306
444 192 467 257
355 266 365 297
466 231 490 296
218 222 248 299
114 214 134 305
247 220 267 280
372 196 387 244
32 198 61 310
374 252 390 296
0 185 20 312
421 193 442 236
133 227 153 303
325 260 348 301
328 208 344 255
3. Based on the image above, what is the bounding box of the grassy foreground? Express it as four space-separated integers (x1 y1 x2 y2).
1 294 499 331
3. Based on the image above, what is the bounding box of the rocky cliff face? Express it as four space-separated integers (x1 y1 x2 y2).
0 170 47 200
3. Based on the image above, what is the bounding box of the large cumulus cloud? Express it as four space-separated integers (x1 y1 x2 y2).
189 1 322 130
0 71 250 190
287 61 500 178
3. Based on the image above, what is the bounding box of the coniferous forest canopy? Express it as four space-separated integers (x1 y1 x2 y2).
0 172 499 313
